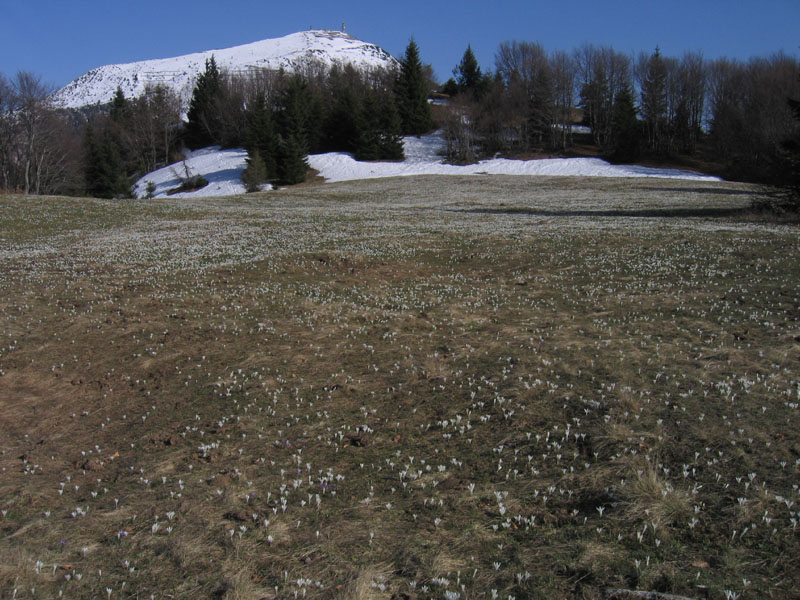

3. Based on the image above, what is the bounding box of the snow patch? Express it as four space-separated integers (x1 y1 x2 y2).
134 147 265 198
135 132 719 199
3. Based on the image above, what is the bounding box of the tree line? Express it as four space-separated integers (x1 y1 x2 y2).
0 39 433 197
439 42 799 186
0 37 798 198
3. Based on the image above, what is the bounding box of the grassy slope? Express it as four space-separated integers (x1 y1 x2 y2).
0 176 798 600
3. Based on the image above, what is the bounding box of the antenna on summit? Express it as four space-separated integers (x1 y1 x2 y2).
341 21 346 33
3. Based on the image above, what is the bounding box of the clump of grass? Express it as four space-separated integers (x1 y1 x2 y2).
623 459 692 530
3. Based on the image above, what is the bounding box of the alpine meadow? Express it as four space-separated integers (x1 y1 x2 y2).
1 23 800 600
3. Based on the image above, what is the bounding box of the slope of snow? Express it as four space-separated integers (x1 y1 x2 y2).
134 132 718 199
132 147 262 198
52 30 397 109
308 133 720 182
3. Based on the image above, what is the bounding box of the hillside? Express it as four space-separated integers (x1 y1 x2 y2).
50 30 397 109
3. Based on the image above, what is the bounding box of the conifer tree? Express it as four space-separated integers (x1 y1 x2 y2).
185 56 222 149
355 91 381 161
640 48 668 153
241 149 269 192
110 86 132 124
610 86 641 160
83 121 130 199
396 39 433 135
376 91 404 160
454 45 483 96
244 93 277 180
322 85 360 153
274 75 312 185
275 133 308 186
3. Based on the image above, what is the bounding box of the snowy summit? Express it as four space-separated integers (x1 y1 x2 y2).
51 30 397 109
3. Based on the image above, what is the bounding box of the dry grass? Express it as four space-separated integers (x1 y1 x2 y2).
0 176 798 599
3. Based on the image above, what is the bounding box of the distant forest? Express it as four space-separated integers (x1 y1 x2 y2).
0 38 798 200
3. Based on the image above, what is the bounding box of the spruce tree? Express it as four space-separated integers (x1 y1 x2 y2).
396 39 433 136
110 86 132 124
322 86 360 153
244 93 277 180
185 56 222 149
355 91 381 161
377 91 404 160
640 48 668 153
274 75 312 185
275 133 308 186
241 149 269 192
454 45 482 96
610 86 641 161
83 121 130 199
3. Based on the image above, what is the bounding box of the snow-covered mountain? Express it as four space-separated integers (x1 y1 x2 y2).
51 30 398 109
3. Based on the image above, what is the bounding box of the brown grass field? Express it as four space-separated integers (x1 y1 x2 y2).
0 175 799 599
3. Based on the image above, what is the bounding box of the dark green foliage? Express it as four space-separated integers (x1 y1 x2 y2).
273 75 314 185
82 121 131 199
441 78 459 97
322 85 361 154
354 90 404 161
241 149 269 192
640 48 668 153
610 86 641 161
454 45 484 99
185 56 222 150
275 133 308 186
110 86 132 124
396 39 434 136
244 93 277 180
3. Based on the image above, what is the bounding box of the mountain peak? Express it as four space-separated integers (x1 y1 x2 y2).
51 30 397 109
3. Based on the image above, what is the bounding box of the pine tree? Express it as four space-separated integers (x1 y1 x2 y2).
454 45 483 97
83 121 130 199
110 86 132 124
185 56 222 150
275 133 308 186
244 93 277 180
396 39 433 136
355 91 381 161
610 86 641 160
322 86 361 153
377 91 404 160
274 75 312 185
241 149 269 192
640 48 668 153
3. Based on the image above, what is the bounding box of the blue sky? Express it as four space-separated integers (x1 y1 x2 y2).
1 0 798 90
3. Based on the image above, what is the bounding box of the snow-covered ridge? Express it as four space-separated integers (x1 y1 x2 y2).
51 30 397 109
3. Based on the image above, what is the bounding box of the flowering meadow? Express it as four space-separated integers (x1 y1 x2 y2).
0 175 798 599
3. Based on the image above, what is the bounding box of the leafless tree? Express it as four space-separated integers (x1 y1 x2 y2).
0 72 18 191
550 49 577 150
12 71 78 195
131 84 183 174
576 45 631 149
707 53 799 179
495 41 553 150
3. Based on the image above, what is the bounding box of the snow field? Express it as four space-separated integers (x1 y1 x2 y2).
135 132 719 199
